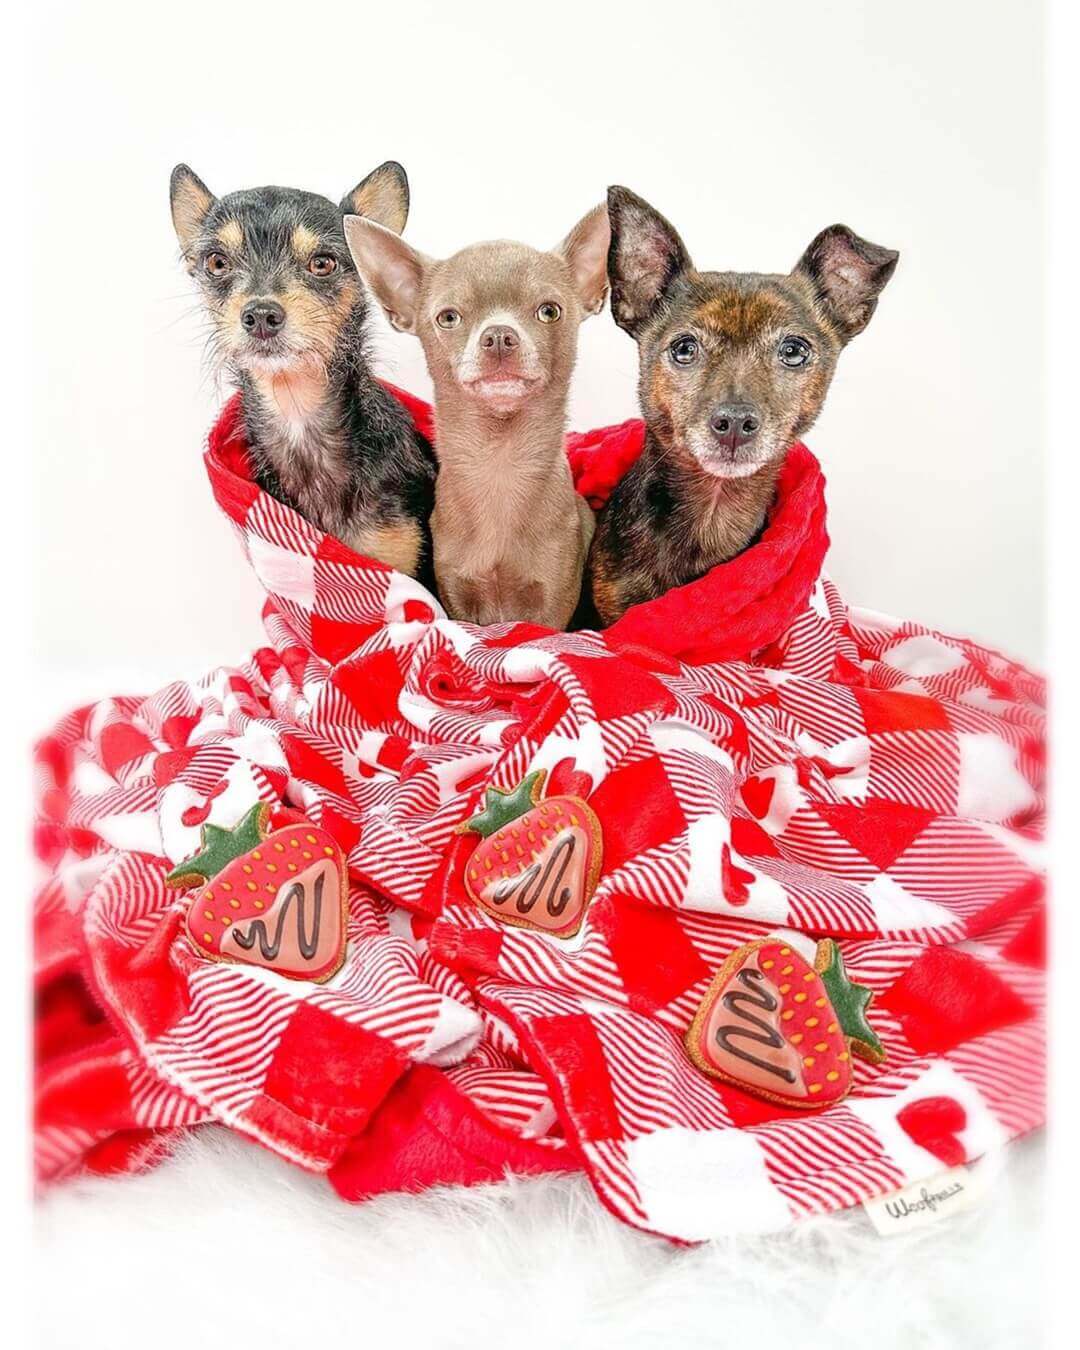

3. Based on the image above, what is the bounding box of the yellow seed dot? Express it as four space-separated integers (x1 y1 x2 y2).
828 1022 838 1034
242 864 253 874
254 900 264 909
274 842 285 853
204 910 214 920
500 852 509 863
266 883 275 892
809 1083 822 1094
806 1017 819 1028
323 846 334 857
203 931 213 942
839 1051 849 1062
782 964 794 975
779 983 791 994
794 992 808 1003
247 881 258 892
205 890 214 902
267 863 277 873
306 834 317 844
815 997 826 1007
288 863 298 873
570 814 579 826
221 916 230 925
780 947 791 956
826 1071 840 1082
220 881 231 891
762 960 775 970
815 1041 828 1053
803 971 816 982
803 1056 815 1067
252 850 262 862
230 899 240 909
470 869 478 881
781 1010 794 1022
790 1033 803 1044
291 839 299 848
302 850 312 860
484 859 492 871
527 831 536 843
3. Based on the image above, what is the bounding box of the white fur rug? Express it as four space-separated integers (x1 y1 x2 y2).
35 1128 1043 1350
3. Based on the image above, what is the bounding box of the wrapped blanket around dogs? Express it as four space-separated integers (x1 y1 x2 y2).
34 386 1045 1241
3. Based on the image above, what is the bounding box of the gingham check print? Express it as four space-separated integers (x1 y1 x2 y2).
33 393 1045 1241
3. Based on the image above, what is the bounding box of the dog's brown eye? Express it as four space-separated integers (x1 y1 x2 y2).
778 336 812 368
669 335 699 365
536 302 562 323
205 252 231 278
436 309 462 329
308 254 337 277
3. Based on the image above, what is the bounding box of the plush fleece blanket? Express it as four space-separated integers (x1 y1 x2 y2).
34 386 1045 1242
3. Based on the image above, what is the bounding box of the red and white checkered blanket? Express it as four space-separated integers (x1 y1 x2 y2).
34 387 1045 1241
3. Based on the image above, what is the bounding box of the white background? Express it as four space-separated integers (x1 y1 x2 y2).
28 0 1044 684
10 5 1078 1347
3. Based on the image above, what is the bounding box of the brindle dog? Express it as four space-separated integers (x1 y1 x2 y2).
170 162 436 579
586 186 898 625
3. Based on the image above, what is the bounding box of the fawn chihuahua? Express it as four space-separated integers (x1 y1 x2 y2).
344 207 610 628
170 161 436 578
587 187 898 625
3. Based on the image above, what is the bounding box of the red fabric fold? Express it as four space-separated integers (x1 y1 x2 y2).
207 384 830 665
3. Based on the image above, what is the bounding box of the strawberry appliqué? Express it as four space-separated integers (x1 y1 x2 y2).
686 937 885 1109
456 769 603 938
166 803 348 983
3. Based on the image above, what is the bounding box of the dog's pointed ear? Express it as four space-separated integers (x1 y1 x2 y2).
170 164 217 254
606 186 692 336
795 225 899 343
341 161 410 236
555 203 611 317
344 215 428 333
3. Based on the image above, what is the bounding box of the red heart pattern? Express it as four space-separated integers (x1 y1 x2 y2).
721 845 755 906
740 775 775 821
897 1095 968 1167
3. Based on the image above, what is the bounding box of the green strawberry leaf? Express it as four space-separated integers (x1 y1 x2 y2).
818 939 886 1063
462 771 546 839
166 802 268 887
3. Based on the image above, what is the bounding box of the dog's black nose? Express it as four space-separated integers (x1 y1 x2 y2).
709 403 761 456
240 300 286 340
479 324 519 356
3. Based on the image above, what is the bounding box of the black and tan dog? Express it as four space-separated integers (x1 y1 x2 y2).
170 162 436 578
586 187 898 625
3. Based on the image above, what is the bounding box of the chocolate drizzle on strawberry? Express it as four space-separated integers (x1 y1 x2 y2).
686 936 887 1109
491 830 576 918
715 969 796 1083
232 873 324 962
167 806 349 983
457 768 603 939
